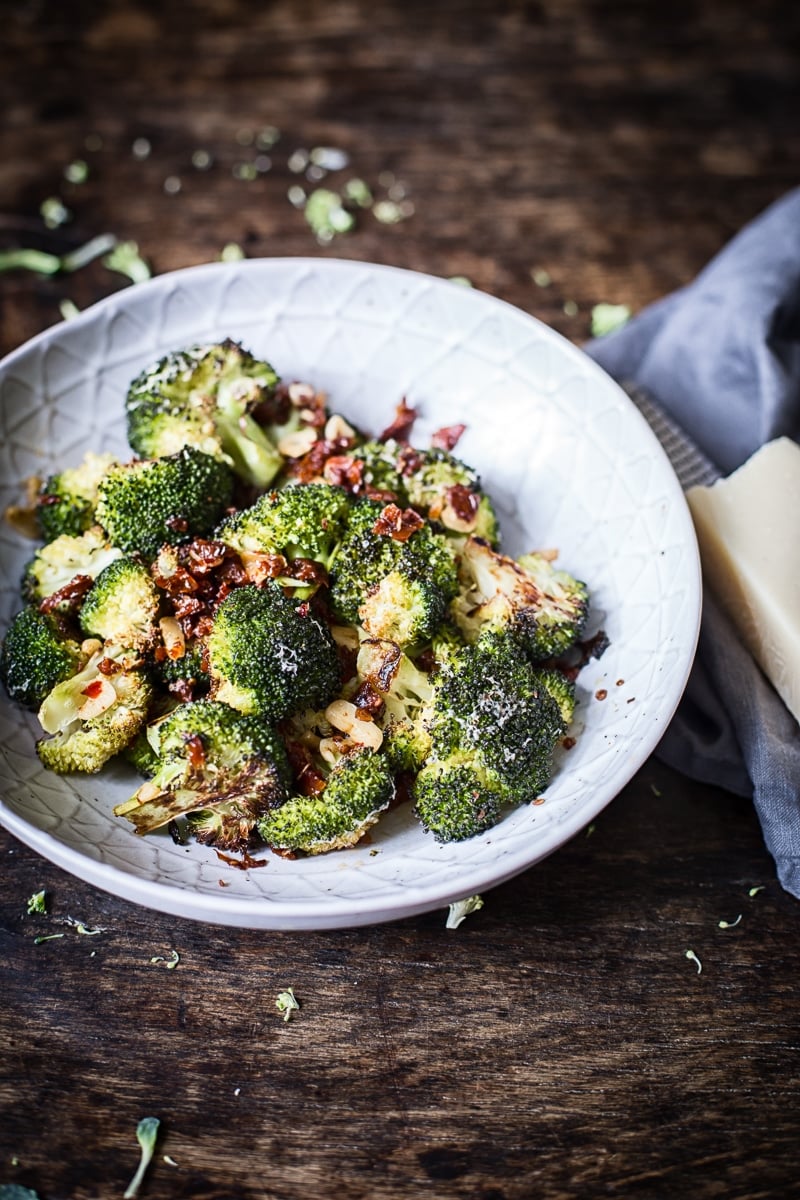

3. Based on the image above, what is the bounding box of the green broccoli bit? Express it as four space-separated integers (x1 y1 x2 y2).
216 482 349 567
22 527 123 608
153 640 210 697
126 340 283 488
431 631 567 800
413 756 506 842
207 583 341 721
95 446 234 559
356 639 435 773
451 539 588 661
538 668 576 726
358 568 447 647
258 748 394 853
404 447 479 510
37 450 118 541
124 726 162 778
37 652 152 774
329 498 458 626
79 557 160 650
115 699 290 849
516 552 589 659
0 607 82 711
350 440 409 502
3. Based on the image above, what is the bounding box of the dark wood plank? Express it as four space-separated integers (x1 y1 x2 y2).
1 1 800 1197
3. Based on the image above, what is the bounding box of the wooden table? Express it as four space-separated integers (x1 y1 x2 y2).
2 3 799 1197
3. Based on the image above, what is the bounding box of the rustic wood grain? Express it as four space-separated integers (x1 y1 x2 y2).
1 1 800 1197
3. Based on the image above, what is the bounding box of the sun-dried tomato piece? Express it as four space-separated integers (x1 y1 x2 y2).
323 455 364 491
184 733 206 773
379 398 417 443
353 680 385 719
286 742 328 796
444 483 480 526
372 503 425 541
38 573 94 614
97 656 123 676
431 423 467 451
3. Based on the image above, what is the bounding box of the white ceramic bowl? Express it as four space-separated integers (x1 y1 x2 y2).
0 259 700 928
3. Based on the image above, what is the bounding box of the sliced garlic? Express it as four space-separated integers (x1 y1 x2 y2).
324 699 383 750
77 678 118 720
278 426 318 458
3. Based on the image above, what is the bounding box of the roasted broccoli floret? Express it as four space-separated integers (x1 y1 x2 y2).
22 527 123 608
451 538 588 661
126 340 285 488
216 482 349 578
0 607 83 711
114 699 291 850
404 448 499 546
95 446 234 559
349 439 409 502
356 638 436 773
258 747 394 854
36 647 152 774
516 552 590 659
36 451 118 542
124 726 162 778
152 639 210 699
207 583 341 721
79 558 160 651
412 631 571 841
329 499 458 643
413 756 507 842
357 569 448 648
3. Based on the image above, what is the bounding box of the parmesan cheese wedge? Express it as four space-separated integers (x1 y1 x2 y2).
687 437 800 725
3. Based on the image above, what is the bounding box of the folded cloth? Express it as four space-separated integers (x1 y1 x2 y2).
586 188 800 900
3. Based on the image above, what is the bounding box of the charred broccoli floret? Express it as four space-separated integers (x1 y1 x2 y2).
114 699 291 850
207 583 341 721
412 632 571 841
329 499 458 645
79 558 160 651
258 747 394 854
451 538 588 661
126 340 285 488
216 482 349 580
22 527 123 608
0 607 83 711
36 451 118 542
404 448 499 546
36 647 152 774
95 446 234 559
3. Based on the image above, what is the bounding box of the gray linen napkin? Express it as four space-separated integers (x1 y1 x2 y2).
585 188 800 900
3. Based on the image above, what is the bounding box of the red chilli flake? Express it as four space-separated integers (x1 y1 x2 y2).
378 398 417 443
372 503 424 542
431 423 467 451
81 679 105 699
